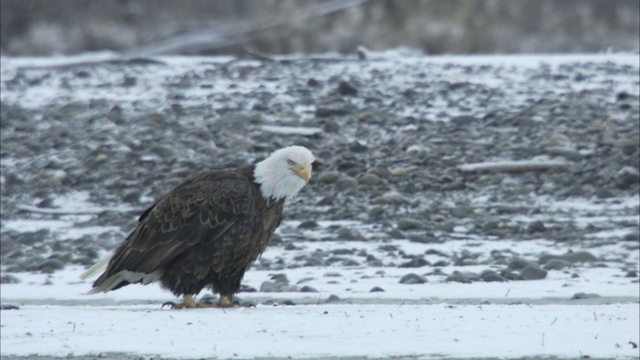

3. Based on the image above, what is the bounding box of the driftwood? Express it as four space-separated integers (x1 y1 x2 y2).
458 160 567 173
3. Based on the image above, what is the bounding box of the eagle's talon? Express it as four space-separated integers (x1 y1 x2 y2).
161 301 177 309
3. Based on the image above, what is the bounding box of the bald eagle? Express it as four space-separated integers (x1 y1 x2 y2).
81 146 315 308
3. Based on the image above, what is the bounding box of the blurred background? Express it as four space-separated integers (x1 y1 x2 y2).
1 0 638 56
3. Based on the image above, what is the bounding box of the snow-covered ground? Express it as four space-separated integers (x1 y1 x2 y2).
3 231 639 359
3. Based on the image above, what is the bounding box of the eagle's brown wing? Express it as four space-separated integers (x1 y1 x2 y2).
92 171 256 291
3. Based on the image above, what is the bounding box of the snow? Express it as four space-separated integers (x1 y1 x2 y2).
2 233 639 359
2 303 638 359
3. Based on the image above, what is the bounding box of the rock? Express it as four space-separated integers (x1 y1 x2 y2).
358 173 380 186
317 171 340 184
323 272 343 277
366 255 384 266
300 285 318 293
325 294 342 303
338 81 358 96
0 274 20 284
616 166 640 189
315 107 351 117
480 270 508 282
451 115 478 125
398 258 429 268
570 292 601 300
527 220 547 233
519 265 547 280
372 191 410 205
445 272 472 283
399 273 428 284
369 286 385 292
539 251 598 264
543 259 573 270
298 220 319 229
37 259 65 273
260 281 280 292
564 251 598 263
397 218 423 231
335 177 358 191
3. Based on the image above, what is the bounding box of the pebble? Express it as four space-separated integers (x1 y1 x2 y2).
335 177 358 191
397 218 423 231
338 81 358 96
615 166 640 189
519 265 548 280
445 273 472 283
480 269 508 282
398 258 429 268
527 220 547 233
542 259 573 270
358 173 380 186
37 259 65 273
369 286 385 292
570 292 601 300
399 273 428 284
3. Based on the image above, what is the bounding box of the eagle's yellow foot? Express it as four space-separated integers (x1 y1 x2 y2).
197 294 238 308
161 294 198 309
200 294 257 308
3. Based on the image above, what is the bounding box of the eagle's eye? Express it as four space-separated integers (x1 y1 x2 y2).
287 159 296 166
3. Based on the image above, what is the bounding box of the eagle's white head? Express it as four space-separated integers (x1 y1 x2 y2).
254 145 315 201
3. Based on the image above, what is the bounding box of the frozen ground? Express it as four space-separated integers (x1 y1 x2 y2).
1 52 639 359
2 228 639 359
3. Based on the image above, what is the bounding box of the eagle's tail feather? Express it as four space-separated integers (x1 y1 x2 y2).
89 270 164 294
80 255 112 280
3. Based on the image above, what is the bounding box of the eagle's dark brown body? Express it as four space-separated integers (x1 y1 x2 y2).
92 164 285 298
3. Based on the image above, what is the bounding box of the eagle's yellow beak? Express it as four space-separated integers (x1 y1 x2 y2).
293 163 311 184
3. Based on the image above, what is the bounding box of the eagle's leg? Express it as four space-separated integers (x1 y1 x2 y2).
196 294 236 308
162 294 198 309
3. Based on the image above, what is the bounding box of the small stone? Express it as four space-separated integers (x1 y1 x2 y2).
451 115 478 125
260 281 280 293
519 265 547 280
399 273 428 284
298 220 319 229
527 220 546 233
480 270 508 282
325 294 341 303
616 166 640 189
445 272 472 283
335 177 358 191
564 251 598 263
369 286 385 293
323 272 343 277
315 107 351 117
595 188 615 199
317 171 340 184
38 259 65 273
358 173 380 186
397 218 423 231
300 286 318 293
373 191 410 205
0 274 20 284
570 292 601 300
338 81 358 96
543 259 573 270
398 258 429 268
